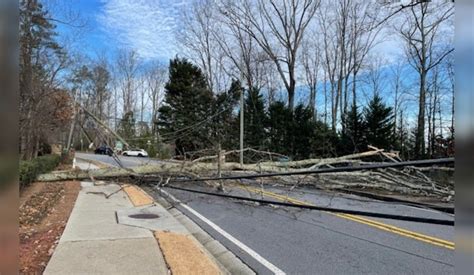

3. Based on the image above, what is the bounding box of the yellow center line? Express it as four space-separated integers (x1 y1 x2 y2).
235 184 454 250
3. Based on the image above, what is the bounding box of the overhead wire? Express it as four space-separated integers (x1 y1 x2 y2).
161 185 454 226
169 158 455 182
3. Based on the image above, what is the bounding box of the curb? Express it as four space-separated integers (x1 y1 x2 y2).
146 187 256 275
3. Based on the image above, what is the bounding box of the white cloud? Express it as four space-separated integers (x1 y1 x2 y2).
97 0 186 61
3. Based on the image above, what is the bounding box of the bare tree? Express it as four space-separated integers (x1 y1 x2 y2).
301 35 321 118
220 0 320 110
116 49 140 115
446 54 454 141
363 55 387 98
20 0 73 159
213 5 269 92
180 0 229 94
90 58 110 121
347 0 383 107
145 62 167 134
319 0 384 131
390 61 408 137
397 1 454 158
318 0 348 131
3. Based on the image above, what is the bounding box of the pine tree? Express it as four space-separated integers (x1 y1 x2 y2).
364 94 395 150
291 104 316 159
158 58 214 155
213 80 240 149
243 87 267 150
311 120 338 158
339 104 366 154
20 0 64 159
267 101 293 156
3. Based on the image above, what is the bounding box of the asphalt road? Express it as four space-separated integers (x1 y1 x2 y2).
77 153 455 274
75 152 164 168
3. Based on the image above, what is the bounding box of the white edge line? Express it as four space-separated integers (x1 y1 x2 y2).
159 188 285 275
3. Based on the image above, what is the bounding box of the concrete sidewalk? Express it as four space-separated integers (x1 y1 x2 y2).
44 182 169 275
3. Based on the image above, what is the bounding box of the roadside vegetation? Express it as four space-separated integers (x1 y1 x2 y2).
19 0 454 163
20 155 61 189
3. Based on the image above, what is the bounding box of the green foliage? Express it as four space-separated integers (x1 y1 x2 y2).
158 58 214 155
266 102 333 160
291 105 317 159
156 143 173 159
147 59 405 161
364 94 395 150
311 120 339 158
134 130 156 157
157 59 240 156
212 79 240 148
20 155 61 189
339 104 366 154
244 87 267 149
267 101 293 156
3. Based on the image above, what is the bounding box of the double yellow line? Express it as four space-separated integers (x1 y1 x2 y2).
236 184 455 250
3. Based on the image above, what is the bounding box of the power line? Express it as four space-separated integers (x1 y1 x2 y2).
161 185 454 226
170 158 454 182
159 107 229 138
158 90 239 141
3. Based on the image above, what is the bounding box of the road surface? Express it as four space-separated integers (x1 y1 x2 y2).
75 152 164 168
78 153 455 274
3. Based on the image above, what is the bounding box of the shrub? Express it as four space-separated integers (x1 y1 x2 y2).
20 155 61 189
157 144 173 159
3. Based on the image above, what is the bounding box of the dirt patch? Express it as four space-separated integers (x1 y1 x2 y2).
19 181 80 274
123 184 155 206
154 231 221 275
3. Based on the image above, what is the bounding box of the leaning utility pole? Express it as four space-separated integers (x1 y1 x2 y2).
77 103 130 149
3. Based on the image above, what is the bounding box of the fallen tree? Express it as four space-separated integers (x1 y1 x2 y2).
38 147 454 201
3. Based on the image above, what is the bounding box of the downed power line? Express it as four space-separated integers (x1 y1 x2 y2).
162 185 454 226
170 158 454 183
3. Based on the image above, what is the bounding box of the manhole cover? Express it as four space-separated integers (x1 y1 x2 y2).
128 213 159 219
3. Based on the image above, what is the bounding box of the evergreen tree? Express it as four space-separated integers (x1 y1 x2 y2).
243 87 267 149
212 80 240 149
267 101 293 156
291 104 316 159
20 0 64 159
158 58 214 155
339 104 366 154
311 120 339 158
364 94 395 150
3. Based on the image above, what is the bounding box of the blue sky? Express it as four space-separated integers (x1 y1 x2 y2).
49 0 187 63
47 0 453 130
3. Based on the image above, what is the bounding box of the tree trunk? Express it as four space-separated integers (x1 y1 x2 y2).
415 71 426 159
288 74 296 111
309 86 316 119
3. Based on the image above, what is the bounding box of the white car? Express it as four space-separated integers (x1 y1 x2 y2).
122 148 149 157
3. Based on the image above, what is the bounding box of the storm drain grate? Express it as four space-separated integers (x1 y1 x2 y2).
128 213 160 219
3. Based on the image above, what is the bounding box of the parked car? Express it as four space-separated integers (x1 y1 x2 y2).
94 146 113 156
122 148 148 157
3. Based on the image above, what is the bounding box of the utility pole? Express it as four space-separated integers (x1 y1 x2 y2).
66 91 79 151
217 142 224 191
240 81 244 166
